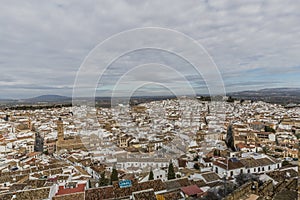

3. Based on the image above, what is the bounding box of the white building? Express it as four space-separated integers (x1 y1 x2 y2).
116 157 170 171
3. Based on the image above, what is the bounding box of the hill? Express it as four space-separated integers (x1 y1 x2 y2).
21 95 71 103
228 88 300 105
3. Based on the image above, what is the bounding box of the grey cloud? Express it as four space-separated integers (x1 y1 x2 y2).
0 0 299 98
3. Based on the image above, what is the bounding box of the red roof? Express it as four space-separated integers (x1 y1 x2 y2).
181 185 203 196
236 143 246 148
56 183 86 196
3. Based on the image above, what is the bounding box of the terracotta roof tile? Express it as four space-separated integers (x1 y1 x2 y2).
181 185 203 196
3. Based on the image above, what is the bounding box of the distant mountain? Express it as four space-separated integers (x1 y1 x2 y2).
22 95 71 103
228 88 300 105
0 98 17 103
2 88 300 106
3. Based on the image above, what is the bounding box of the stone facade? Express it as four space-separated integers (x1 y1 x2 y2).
223 181 258 200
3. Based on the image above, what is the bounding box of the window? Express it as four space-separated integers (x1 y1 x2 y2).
262 167 264 171
215 167 218 173
254 168 256 172
240 169 243 174
248 169 250 173
230 171 233 177
268 166 271 170
258 168 260 172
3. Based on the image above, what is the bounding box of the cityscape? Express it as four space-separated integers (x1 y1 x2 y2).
0 95 299 199
0 1 299 200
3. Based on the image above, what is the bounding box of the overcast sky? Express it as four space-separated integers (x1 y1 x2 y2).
0 0 299 98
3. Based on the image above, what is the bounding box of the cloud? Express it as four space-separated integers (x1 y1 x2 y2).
0 0 299 98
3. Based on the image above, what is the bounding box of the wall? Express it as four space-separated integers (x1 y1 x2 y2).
223 181 258 200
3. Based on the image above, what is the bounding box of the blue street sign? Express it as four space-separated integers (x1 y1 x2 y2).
119 180 132 188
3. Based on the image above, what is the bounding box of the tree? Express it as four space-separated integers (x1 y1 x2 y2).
282 160 290 166
193 155 199 161
262 146 269 154
110 167 118 184
99 172 109 186
167 162 176 180
194 163 200 170
217 182 236 197
214 149 220 156
149 170 154 180
265 126 276 133
235 173 262 187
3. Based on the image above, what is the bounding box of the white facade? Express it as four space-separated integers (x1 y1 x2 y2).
116 158 170 171
213 164 246 178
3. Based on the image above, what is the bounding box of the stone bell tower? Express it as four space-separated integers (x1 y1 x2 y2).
57 117 64 142
56 117 64 152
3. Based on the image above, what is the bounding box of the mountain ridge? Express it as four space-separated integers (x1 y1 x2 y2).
1 87 300 105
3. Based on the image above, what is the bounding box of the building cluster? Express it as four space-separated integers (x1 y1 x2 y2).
0 97 298 199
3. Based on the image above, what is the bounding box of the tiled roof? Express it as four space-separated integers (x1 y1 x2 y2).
132 189 156 200
85 186 115 200
52 192 85 200
0 187 51 200
181 185 203 196
75 166 90 176
9 183 27 192
268 156 281 164
203 157 212 162
90 165 106 173
267 169 298 182
157 189 184 200
190 179 206 188
56 183 86 196
25 179 47 188
86 179 167 199
201 172 221 183
255 158 275 166
165 178 191 190
240 158 261 168
273 190 297 200
206 180 223 188
213 159 244 170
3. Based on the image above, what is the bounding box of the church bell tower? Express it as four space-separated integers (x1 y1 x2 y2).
57 117 64 142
